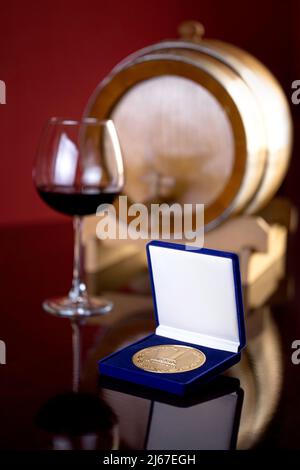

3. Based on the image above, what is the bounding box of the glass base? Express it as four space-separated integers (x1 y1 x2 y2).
42 296 113 318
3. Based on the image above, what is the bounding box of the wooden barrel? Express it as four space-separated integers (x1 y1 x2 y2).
85 21 292 230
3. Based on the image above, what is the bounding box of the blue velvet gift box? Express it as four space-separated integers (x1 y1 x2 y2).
98 240 246 395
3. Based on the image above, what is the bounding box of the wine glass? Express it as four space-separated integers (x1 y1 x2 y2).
33 118 124 318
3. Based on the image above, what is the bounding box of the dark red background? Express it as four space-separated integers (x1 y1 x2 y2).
0 0 298 225
0 1 300 450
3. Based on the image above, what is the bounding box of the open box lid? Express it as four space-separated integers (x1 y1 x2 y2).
146 241 246 353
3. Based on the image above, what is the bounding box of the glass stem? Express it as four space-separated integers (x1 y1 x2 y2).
69 216 87 303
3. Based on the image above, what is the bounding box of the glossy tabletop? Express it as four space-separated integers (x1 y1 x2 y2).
0 220 299 450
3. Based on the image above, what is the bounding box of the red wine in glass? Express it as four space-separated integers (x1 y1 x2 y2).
37 184 120 216
33 118 124 318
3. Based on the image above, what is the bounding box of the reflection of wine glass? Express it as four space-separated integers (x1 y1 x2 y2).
33 118 124 317
36 392 119 450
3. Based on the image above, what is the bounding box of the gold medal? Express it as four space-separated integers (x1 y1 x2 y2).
132 345 206 373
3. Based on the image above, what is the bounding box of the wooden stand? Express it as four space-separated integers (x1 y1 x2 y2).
83 197 297 311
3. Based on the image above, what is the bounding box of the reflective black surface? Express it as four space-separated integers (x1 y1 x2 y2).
0 220 299 449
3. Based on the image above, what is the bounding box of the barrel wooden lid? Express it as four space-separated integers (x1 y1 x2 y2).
86 55 247 229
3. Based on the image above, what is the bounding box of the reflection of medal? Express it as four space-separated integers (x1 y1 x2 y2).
132 345 206 373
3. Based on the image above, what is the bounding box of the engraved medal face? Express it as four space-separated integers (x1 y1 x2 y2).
132 345 206 373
